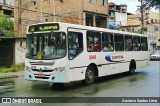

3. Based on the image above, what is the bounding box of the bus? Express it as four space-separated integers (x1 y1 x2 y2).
25 22 150 85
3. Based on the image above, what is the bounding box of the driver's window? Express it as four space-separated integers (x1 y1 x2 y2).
68 32 83 60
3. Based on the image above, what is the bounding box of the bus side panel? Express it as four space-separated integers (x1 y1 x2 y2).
99 52 112 76
135 51 149 69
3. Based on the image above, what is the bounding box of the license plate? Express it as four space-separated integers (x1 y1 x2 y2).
37 74 45 77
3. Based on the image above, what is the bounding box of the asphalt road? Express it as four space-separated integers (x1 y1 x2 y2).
0 61 160 106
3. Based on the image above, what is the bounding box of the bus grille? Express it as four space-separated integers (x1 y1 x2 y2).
32 69 53 72
35 76 49 79
34 74 50 79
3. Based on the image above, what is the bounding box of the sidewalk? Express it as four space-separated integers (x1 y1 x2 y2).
0 71 24 79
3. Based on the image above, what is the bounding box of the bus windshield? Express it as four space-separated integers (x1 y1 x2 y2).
26 32 66 60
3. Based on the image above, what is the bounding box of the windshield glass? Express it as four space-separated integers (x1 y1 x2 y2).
26 32 66 60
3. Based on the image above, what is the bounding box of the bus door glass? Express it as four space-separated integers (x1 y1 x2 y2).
68 32 83 60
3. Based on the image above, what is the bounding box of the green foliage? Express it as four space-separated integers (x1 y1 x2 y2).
141 0 160 11
0 64 24 73
0 14 14 37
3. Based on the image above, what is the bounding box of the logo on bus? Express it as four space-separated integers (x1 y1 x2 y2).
105 53 125 62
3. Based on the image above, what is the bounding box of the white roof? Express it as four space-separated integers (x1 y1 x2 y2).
28 22 146 37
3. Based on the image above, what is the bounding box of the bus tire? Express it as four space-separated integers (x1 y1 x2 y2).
82 66 95 85
128 60 136 75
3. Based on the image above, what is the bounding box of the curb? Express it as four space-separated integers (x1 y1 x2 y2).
0 71 24 79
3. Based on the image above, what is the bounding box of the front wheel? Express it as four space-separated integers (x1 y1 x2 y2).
82 67 95 85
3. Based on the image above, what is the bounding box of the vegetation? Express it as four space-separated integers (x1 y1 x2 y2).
0 64 24 73
0 14 14 37
140 0 160 11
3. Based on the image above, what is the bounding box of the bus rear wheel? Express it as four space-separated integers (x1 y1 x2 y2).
82 66 95 85
128 61 136 75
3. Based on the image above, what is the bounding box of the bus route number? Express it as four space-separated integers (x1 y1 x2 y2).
89 55 96 60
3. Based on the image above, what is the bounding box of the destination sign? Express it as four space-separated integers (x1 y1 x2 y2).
28 23 59 32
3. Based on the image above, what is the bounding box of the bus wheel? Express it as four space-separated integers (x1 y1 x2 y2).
128 61 136 75
82 66 95 85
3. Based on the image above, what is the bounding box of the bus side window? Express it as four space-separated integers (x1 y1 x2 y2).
141 37 148 51
68 32 83 60
87 31 101 52
114 34 124 51
133 36 141 51
102 32 114 52
125 36 133 51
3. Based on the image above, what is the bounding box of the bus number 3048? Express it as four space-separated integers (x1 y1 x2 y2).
89 55 96 60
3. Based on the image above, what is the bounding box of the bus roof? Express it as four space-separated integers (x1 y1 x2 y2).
27 22 146 37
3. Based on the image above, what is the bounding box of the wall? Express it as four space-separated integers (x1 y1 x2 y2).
14 0 109 37
115 12 127 26
14 0 44 37
83 0 108 14
14 39 26 65
127 18 141 26
146 12 160 48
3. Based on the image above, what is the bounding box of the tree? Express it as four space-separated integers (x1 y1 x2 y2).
138 0 159 34
0 14 14 37
139 0 160 11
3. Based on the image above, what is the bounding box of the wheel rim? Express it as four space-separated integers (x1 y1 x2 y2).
86 69 94 82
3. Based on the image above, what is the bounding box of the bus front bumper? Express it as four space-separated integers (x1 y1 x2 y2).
24 70 68 83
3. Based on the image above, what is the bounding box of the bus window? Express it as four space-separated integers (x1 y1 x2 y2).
102 33 114 52
114 34 124 51
87 31 101 52
141 37 148 51
125 36 133 51
133 36 141 51
68 32 83 60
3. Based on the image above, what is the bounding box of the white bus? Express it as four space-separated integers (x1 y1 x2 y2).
25 22 149 85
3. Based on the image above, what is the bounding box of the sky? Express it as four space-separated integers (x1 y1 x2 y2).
108 0 158 14
108 0 140 14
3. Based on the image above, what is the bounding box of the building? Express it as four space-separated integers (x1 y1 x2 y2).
126 14 141 33
0 0 25 66
0 0 15 67
108 2 127 29
125 11 160 54
12 0 109 65
0 0 14 17
14 0 109 37
144 12 160 52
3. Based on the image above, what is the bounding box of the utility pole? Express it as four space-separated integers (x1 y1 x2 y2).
18 0 22 37
40 0 43 21
140 0 144 34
